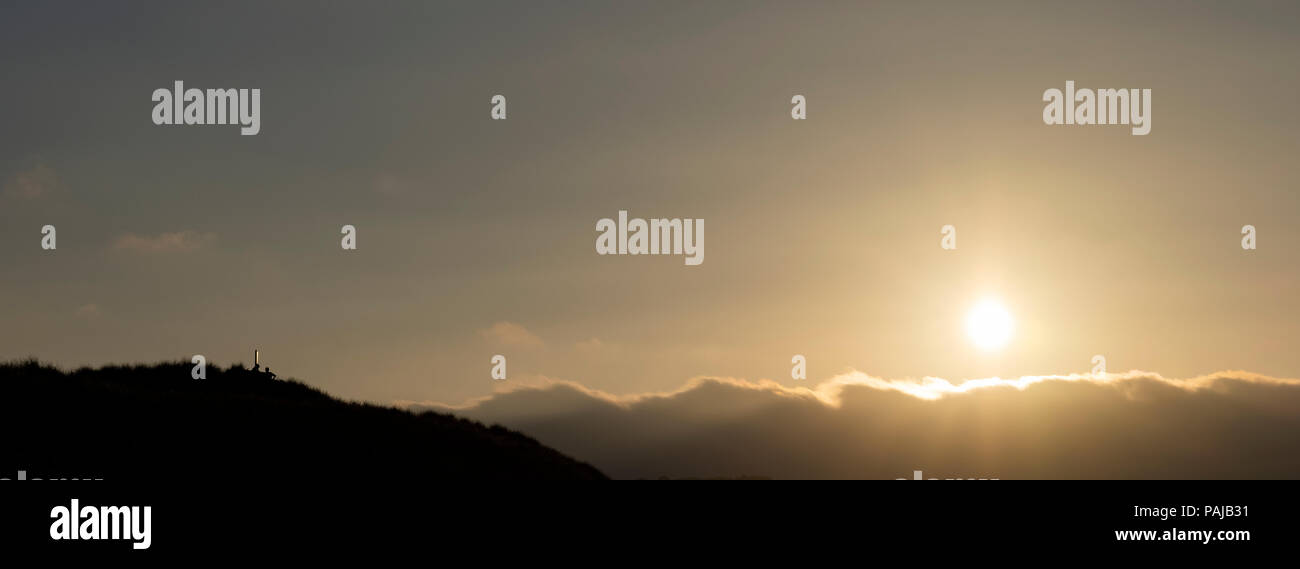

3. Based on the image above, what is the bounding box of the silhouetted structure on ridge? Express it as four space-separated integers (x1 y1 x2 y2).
253 348 277 380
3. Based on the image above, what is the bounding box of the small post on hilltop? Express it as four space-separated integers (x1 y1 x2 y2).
254 349 260 371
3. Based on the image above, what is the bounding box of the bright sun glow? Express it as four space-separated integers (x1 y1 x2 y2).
966 299 1014 351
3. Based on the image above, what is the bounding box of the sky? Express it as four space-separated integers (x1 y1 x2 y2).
2 1 1298 409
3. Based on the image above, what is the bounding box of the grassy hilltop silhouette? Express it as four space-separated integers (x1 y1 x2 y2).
0 359 606 481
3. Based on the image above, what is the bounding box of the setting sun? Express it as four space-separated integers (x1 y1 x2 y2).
966 299 1014 351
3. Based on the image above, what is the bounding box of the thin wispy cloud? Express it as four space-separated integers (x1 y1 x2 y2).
372 173 410 197
574 338 605 354
479 321 544 348
75 303 101 319
3 163 58 199
112 230 215 253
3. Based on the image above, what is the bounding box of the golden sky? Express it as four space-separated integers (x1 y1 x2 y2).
1 1 1297 408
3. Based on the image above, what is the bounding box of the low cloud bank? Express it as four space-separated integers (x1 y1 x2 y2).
403 371 1300 479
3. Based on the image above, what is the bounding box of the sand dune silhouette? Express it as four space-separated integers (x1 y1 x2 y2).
0 359 606 481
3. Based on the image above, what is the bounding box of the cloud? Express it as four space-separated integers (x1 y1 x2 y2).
574 338 605 353
112 231 215 253
75 304 101 318
372 173 409 197
4 163 58 199
402 370 1300 479
479 321 543 348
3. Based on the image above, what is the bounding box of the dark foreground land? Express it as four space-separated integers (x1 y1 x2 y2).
0 360 606 481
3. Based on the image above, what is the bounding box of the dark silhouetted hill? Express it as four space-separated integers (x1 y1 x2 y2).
0 359 606 481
